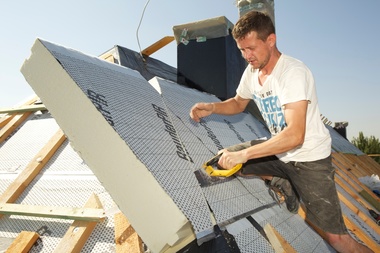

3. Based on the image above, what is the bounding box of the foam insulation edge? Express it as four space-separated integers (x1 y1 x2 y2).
20 38 196 253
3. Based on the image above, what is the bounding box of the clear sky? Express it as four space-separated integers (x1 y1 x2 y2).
1 0 379 141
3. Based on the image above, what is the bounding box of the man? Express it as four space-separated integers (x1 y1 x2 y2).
189 11 373 253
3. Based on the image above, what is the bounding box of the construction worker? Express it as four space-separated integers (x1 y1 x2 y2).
190 11 373 253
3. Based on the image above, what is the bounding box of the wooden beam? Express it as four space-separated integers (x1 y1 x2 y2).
335 169 380 212
0 95 40 132
141 36 174 56
115 212 144 253
101 54 115 63
0 112 32 144
53 193 104 253
263 223 297 253
342 215 380 252
297 205 327 241
0 129 66 215
5 231 39 253
0 115 12 128
332 153 379 209
344 154 376 177
0 104 47 114
337 191 380 235
335 177 373 212
0 203 105 222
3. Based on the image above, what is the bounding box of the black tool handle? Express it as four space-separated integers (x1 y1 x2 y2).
206 153 222 166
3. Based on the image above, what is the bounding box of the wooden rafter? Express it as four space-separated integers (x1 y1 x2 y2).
53 193 104 253
5 231 39 253
0 203 105 222
0 96 42 143
115 212 144 253
141 36 174 56
263 223 297 253
0 129 66 215
0 104 46 114
0 112 33 143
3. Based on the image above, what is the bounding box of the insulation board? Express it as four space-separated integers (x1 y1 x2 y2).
19 39 345 252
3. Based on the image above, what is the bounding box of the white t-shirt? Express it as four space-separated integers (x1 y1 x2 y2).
237 54 331 162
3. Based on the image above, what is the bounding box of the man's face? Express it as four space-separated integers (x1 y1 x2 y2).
236 31 271 70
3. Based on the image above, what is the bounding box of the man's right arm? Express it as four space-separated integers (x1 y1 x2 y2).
189 95 250 122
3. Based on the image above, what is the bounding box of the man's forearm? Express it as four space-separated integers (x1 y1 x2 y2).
212 96 249 115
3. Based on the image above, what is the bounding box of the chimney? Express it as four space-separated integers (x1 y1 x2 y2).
334 122 349 139
173 16 246 101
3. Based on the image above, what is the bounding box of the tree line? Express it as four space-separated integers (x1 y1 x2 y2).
351 132 380 164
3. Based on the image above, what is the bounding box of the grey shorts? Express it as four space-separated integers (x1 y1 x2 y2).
227 141 348 235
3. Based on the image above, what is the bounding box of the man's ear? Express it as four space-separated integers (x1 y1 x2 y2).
267 33 276 47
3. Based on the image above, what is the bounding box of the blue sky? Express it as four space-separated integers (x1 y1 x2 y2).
1 0 379 141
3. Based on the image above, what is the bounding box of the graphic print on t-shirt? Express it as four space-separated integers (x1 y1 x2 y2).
253 92 286 134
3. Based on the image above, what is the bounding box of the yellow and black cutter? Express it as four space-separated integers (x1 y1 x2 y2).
203 153 243 177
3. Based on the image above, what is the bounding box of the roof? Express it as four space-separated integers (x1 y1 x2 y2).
0 38 379 252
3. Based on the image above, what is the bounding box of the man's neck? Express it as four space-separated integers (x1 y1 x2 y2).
260 49 282 76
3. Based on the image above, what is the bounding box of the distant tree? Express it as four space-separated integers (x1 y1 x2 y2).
351 132 380 164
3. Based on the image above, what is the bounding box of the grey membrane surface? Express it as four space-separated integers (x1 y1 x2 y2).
30 39 336 251
0 113 116 253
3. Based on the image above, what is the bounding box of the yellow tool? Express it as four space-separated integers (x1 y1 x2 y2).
203 153 243 177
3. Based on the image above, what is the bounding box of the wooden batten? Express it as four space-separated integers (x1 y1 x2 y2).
332 153 379 209
141 36 174 56
0 129 66 214
5 231 39 253
0 104 47 114
114 212 144 253
263 224 297 253
53 194 104 253
335 177 374 213
0 112 32 143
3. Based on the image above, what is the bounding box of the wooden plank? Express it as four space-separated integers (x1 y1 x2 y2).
0 112 32 143
53 193 104 253
332 153 379 206
344 154 372 177
141 36 174 56
0 203 105 222
115 212 144 253
0 104 47 114
263 223 297 253
336 167 380 212
101 54 115 63
354 155 380 175
0 115 12 128
0 129 66 216
335 177 373 212
337 191 380 235
5 231 39 253
297 205 327 241
342 215 380 252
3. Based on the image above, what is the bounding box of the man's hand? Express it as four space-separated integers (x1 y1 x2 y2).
217 149 248 170
189 102 214 122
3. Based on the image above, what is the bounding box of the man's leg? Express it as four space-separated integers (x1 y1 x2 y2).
265 177 299 213
225 140 299 213
325 232 373 253
285 156 374 253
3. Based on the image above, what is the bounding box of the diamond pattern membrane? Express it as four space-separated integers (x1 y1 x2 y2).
23 40 341 251
0 118 118 252
40 40 214 236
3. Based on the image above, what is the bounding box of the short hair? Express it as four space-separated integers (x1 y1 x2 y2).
232 11 275 41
